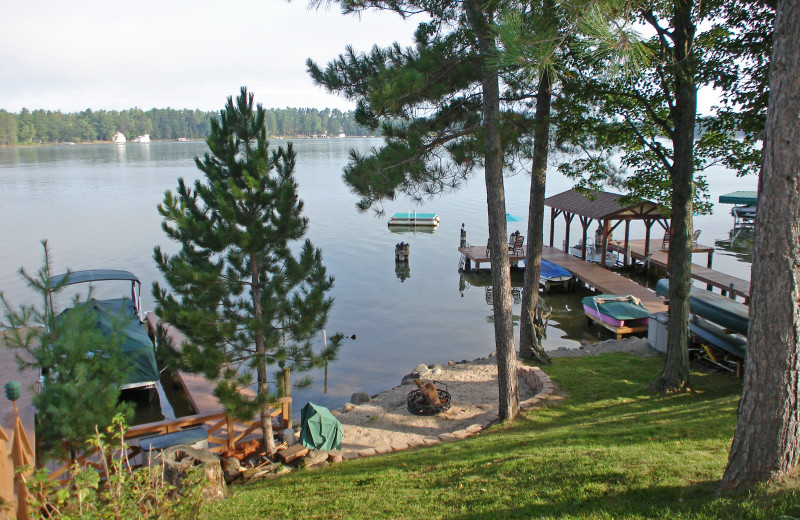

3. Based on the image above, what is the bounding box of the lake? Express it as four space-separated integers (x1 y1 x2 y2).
0 139 756 414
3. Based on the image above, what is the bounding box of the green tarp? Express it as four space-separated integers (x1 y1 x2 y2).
581 295 651 320
299 402 343 451
58 298 160 388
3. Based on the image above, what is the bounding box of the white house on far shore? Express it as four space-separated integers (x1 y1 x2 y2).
112 131 126 143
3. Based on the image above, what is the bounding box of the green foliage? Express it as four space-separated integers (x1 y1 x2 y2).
0 106 377 145
0 241 132 458
307 4 536 213
153 88 337 436
22 414 204 519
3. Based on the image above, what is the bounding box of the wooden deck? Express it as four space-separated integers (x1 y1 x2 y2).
458 246 526 270
607 239 751 302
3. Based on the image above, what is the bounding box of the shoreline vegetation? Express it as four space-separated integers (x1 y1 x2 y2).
0 106 379 147
0 133 374 149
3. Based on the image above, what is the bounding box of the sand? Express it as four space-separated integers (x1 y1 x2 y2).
335 337 656 454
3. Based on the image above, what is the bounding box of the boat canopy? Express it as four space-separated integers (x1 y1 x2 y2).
49 269 140 287
719 191 757 206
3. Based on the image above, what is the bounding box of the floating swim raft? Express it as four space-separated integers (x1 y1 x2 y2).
388 212 440 227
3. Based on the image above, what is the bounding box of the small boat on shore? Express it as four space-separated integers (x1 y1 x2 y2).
388 211 440 227
582 294 650 339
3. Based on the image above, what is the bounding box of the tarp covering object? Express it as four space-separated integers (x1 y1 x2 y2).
656 279 749 336
299 402 343 452
57 298 159 388
581 295 651 320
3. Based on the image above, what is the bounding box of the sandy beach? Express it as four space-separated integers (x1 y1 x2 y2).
334 337 656 455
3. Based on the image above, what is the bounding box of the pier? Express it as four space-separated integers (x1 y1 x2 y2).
607 239 750 302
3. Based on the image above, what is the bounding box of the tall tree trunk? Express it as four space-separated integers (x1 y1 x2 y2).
722 0 800 489
465 0 519 420
650 0 695 393
520 38 552 366
251 259 276 455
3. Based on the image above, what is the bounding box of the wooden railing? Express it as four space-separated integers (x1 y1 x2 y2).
47 397 291 482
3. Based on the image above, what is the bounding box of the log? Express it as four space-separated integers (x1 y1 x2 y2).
162 446 227 500
276 443 308 463
424 382 442 406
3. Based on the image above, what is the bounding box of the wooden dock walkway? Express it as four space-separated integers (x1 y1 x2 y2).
541 247 666 314
458 245 666 314
607 239 750 302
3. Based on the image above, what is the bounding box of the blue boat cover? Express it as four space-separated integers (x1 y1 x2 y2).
540 259 571 279
581 295 651 320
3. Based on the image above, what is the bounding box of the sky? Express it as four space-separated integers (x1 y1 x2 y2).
1 1 721 115
0 0 419 113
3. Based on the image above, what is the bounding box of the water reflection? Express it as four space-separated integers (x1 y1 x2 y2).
715 228 754 264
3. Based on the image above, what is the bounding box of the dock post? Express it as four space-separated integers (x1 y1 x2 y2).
460 223 467 248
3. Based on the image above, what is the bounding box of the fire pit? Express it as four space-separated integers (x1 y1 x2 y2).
407 381 452 416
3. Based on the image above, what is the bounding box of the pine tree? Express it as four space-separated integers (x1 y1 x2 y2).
153 87 336 454
308 0 526 420
0 241 132 459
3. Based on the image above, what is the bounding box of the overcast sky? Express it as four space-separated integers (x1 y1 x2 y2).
0 0 418 113
2 1 721 115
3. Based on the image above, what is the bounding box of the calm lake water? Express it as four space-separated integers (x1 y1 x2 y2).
0 140 756 414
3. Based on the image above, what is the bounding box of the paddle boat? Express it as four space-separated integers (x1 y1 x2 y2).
388 211 440 227
582 294 651 339
49 269 160 391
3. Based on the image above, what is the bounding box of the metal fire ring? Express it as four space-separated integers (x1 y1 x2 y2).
407 381 452 416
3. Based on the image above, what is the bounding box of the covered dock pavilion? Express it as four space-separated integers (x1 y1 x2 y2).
545 189 674 268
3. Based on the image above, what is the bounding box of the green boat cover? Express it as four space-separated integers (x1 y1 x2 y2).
299 402 343 451
581 295 651 320
719 191 757 205
58 298 160 388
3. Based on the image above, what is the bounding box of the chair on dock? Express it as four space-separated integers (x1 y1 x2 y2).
692 229 701 246
509 233 524 255
661 229 671 250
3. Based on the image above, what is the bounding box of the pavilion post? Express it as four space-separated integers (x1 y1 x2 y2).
624 220 631 266
549 208 556 247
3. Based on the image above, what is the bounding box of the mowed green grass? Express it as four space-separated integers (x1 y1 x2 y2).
203 354 800 519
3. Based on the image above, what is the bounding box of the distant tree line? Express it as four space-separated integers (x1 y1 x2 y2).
0 106 377 145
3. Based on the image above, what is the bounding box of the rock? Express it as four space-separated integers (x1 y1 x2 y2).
281 428 297 445
343 403 356 412
350 392 371 405
327 449 343 464
430 367 442 376
302 450 329 468
448 360 455 366
162 446 227 501
414 363 429 374
220 456 242 485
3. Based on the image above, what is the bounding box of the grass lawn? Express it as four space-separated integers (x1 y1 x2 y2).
203 353 800 519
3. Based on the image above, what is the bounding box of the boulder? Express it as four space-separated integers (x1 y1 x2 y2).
162 446 226 500
343 403 356 412
281 428 297 445
350 392 371 405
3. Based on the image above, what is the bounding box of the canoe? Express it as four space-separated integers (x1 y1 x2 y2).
655 279 748 336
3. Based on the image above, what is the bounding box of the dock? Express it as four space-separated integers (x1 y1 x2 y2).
607 239 750 302
458 245 666 314
541 247 666 314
